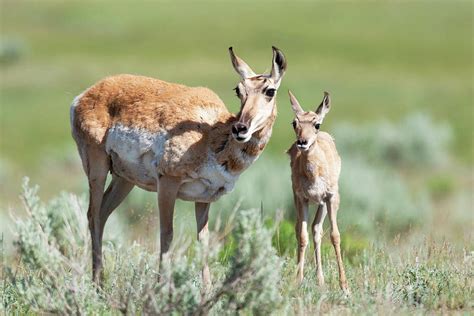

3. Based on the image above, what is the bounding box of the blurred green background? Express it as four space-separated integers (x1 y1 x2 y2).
0 1 472 244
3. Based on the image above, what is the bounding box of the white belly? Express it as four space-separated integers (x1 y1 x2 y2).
105 124 166 190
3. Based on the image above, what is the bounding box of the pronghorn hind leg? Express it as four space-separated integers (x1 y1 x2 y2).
312 202 327 286
99 175 134 232
295 195 309 284
195 202 211 293
326 192 349 292
82 144 110 284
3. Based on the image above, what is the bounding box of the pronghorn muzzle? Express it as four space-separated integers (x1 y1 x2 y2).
296 138 309 150
232 121 250 142
296 139 308 149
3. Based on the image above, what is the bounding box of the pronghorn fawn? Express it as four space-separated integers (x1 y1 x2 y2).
287 90 348 292
70 47 287 287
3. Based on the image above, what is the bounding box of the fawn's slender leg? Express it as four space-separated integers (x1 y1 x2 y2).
84 146 109 284
327 193 348 291
195 202 211 292
295 195 309 283
158 175 181 260
312 202 327 286
99 176 134 232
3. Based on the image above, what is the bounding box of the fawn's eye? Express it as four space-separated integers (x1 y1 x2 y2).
265 88 276 97
314 123 321 130
234 86 240 98
292 121 297 129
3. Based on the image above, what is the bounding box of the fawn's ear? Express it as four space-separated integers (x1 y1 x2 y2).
270 46 287 88
288 90 304 115
315 91 331 120
229 47 256 79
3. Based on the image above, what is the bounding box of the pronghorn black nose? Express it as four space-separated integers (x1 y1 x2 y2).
232 122 248 135
297 139 308 146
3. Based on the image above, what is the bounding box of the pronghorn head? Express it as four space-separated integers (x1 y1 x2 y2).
229 46 287 143
288 91 331 151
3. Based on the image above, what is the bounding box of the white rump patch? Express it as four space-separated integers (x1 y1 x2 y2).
69 92 84 132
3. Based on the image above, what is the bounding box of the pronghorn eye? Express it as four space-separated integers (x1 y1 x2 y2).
314 123 321 130
265 88 276 97
292 121 297 129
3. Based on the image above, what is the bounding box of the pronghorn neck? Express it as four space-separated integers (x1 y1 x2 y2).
301 141 320 159
297 139 326 182
212 105 277 174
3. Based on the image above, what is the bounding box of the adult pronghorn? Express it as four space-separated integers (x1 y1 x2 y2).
70 47 287 285
287 91 348 292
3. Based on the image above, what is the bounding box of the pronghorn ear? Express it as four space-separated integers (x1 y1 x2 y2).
316 91 331 120
229 47 256 79
288 90 304 115
270 46 287 87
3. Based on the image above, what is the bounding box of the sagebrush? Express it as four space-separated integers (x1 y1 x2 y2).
1 181 472 315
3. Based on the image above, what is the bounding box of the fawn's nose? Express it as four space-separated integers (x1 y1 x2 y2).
297 139 308 147
232 122 249 136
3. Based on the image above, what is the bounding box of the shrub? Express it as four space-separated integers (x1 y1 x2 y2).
339 158 430 237
202 210 283 315
333 113 452 168
2 180 283 315
2 180 471 314
0 38 25 65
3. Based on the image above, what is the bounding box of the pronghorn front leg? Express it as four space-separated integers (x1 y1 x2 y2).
312 202 327 286
326 193 349 292
295 195 309 283
157 175 181 260
195 202 211 292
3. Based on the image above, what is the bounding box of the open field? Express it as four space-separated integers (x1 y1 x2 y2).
1 1 473 314
1 1 472 200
